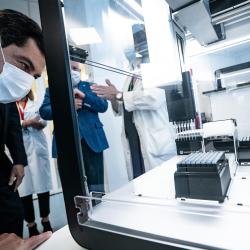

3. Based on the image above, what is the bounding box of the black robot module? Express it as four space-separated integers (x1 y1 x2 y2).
174 151 231 202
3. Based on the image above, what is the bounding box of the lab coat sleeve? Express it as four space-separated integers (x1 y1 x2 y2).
82 91 108 113
6 103 27 166
39 88 53 120
123 88 166 112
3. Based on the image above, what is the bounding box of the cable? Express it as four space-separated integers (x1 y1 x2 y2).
70 55 142 79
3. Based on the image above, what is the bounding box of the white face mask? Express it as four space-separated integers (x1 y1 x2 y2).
71 70 81 86
0 43 34 104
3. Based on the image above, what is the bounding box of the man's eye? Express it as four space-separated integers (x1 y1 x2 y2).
18 61 29 72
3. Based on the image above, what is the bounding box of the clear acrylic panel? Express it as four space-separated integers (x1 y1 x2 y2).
60 0 250 247
2 0 250 248
61 0 250 203
75 194 250 249
62 0 179 196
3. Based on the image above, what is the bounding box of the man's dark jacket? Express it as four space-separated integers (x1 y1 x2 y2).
0 103 27 186
0 102 27 236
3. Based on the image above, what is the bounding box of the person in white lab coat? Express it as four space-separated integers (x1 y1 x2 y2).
17 90 53 237
91 76 176 180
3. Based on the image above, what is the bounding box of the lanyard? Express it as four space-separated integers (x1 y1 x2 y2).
128 77 136 91
17 99 28 121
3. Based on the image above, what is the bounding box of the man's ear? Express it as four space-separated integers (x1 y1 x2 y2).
0 59 4 73
0 46 5 73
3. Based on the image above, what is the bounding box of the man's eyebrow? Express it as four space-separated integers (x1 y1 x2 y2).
15 55 35 71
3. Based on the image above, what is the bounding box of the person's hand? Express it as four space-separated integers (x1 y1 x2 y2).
73 88 85 99
91 79 119 101
73 89 85 110
0 232 52 250
75 98 83 110
30 116 45 130
8 164 24 192
23 117 45 130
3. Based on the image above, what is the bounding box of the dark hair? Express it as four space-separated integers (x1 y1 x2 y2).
0 9 44 55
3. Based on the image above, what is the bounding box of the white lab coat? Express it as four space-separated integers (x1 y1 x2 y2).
18 99 52 197
114 78 176 180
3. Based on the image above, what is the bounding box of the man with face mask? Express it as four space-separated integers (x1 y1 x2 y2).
0 9 47 240
40 61 109 193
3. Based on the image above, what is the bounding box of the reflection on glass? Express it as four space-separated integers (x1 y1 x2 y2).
63 0 178 195
62 0 250 220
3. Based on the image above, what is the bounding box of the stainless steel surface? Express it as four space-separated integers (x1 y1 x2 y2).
211 0 250 17
212 2 250 25
165 0 197 11
173 1 218 45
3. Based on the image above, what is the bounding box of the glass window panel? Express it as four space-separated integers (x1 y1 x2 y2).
3 0 250 248
61 0 250 229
